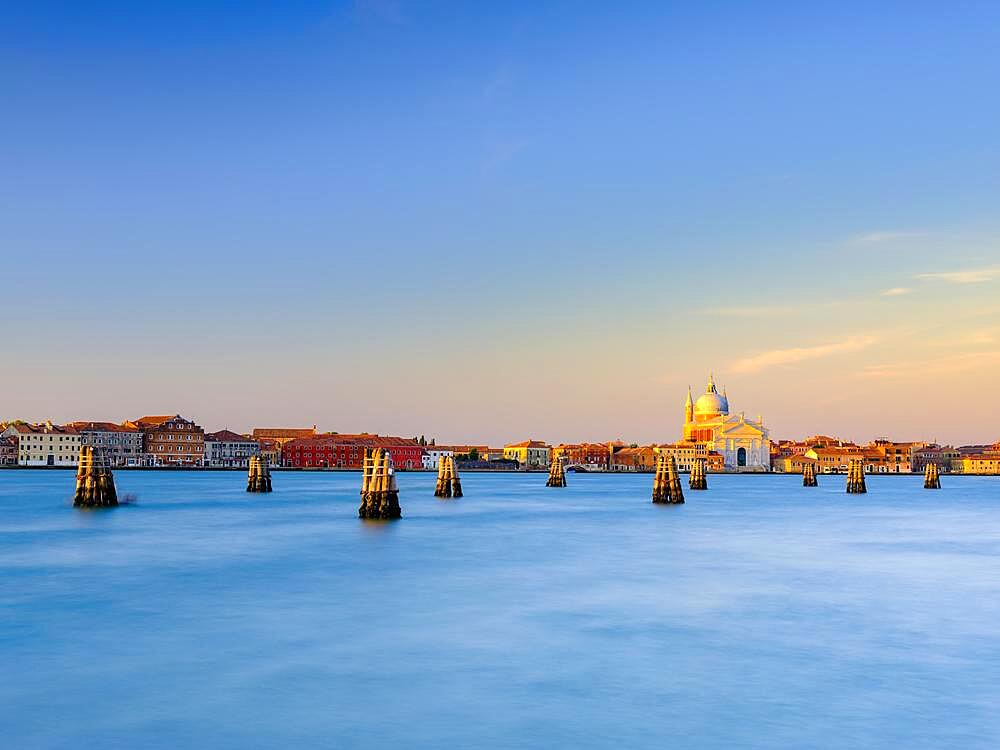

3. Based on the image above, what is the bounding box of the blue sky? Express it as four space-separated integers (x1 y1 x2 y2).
2 1 999 444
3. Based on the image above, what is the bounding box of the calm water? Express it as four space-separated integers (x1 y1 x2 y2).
1 470 999 749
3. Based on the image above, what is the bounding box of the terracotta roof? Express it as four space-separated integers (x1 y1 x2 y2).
66 421 139 433
252 427 317 439
133 415 180 428
505 440 550 449
205 429 253 442
5 422 79 435
284 434 420 449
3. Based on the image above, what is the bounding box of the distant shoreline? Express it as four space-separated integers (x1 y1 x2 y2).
1 466 997 477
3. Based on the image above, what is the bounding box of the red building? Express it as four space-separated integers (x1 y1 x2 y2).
282 434 423 470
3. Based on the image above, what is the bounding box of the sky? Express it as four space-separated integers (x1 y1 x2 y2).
2 0 999 446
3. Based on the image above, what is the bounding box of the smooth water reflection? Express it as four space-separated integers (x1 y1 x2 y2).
1 470 999 749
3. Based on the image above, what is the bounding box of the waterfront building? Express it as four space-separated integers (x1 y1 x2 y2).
772 454 821 474
610 445 657 471
682 375 771 470
421 447 455 470
655 441 724 472
132 415 205 466
866 439 928 473
204 429 260 467
953 454 1000 474
282 434 423 469
2 422 81 466
912 446 958 473
503 440 551 469
0 435 17 465
66 421 144 467
551 443 610 471
251 427 317 453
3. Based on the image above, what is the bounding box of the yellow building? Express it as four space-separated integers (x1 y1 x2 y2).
504 440 551 468
955 455 1000 474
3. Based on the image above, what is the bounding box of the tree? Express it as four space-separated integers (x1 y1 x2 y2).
468 447 479 461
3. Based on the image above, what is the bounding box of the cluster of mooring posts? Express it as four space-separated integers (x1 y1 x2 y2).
73 438 955 515
803 462 818 487
846 457 867 494
924 462 941 489
359 447 402 519
434 455 463 498
546 456 567 487
246 456 273 493
689 457 708 490
73 446 118 508
652 454 684 504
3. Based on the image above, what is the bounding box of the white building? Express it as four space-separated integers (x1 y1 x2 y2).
2 422 82 467
67 421 145 467
681 375 771 471
204 429 260 467
421 448 455 470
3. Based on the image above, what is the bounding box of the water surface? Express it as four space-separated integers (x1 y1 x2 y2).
2 470 998 748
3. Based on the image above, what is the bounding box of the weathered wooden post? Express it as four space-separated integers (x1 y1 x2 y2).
434 455 451 497
653 454 684 504
846 457 867 494
434 455 462 498
689 457 708 490
803 462 818 487
246 455 272 493
74 446 118 508
546 456 567 487
924 462 941 489
359 447 402 519
449 456 463 497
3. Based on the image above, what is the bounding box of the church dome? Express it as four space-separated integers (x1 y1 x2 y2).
694 391 727 417
693 374 729 418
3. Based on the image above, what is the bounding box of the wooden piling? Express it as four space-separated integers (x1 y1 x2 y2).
923 462 941 490
246 455 272 493
689 457 708 490
434 455 452 497
434 455 463 498
546 456 567 487
653 454 684 504
73 446 118 508
846 457 867 494
803 462 818 487
449 456 463 497
359 447 402 519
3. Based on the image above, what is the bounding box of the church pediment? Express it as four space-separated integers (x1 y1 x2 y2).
721 422 765 437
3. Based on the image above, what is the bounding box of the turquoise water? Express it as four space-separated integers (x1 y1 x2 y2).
1 470 999 749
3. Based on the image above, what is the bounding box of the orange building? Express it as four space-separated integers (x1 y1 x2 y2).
551 443 610 470
610 446 657 471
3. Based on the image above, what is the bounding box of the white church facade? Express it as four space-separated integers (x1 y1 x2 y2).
682 375 771 471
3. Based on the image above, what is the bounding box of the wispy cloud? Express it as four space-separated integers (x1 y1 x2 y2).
850 230 923 245
881 287 912 297
916 265 1000 284
731 335 878 374
860 350 1000 380
703 300 850 317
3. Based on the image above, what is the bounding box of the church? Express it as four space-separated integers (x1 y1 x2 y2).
682 375 771 471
